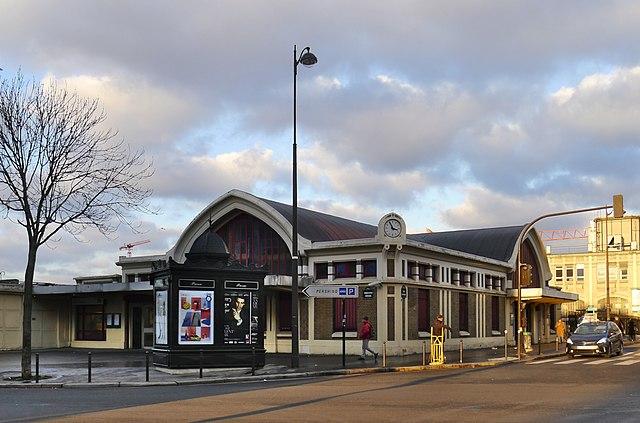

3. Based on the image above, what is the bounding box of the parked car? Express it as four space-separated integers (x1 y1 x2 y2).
566 321 624 358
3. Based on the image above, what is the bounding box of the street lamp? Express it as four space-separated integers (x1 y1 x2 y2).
514 203 615 359
291 45 317 368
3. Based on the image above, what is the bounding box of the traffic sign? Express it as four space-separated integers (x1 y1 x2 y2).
401 285 407 299
363 287 375 299
302 285 359 298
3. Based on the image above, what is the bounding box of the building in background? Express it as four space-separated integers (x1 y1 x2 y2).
548 215 640 329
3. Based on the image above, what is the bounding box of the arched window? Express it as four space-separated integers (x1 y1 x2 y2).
216 212 291 275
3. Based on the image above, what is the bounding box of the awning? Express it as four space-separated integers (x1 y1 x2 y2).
506 287 578 304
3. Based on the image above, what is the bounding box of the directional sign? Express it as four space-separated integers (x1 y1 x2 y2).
302 285 359 298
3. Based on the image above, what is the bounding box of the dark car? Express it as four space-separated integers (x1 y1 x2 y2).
566 321 624 358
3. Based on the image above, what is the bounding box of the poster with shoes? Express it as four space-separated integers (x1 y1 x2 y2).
179 290 214 345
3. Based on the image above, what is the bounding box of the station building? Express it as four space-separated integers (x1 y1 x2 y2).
548 215 640 327
1 189 578 354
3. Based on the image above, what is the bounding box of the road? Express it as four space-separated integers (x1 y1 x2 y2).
4 347 640 422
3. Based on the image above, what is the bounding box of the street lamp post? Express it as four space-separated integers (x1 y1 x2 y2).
291 45 317 368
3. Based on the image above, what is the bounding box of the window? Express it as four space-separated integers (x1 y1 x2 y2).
138 273 150 282
334 261 356 278
566 268 574 282
126 274 136 283
620 263 628 281
550 305 556 327
459 293 469 332
432 265 440 283
491 296 500 332
277 292 292 332
555 267 563 282
576 264 585 282
314 262 328 279
362 259 377 278
217 212 291 275
387 258 395 277
597 264 605 282
418 290 429 332
333 298 357 332
75 305 105 341
401 260 405 277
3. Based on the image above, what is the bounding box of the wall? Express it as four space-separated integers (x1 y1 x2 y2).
70 294 126 349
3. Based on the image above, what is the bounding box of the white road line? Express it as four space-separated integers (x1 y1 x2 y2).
555 359 588 365
614 359 640 366
584 360 608 365
526 358 562 365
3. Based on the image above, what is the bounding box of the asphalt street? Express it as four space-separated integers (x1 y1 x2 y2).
3 347 640 422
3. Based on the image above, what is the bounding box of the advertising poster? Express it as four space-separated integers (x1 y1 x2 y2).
223 291 259 344
155 290 168 344
179 290 214 345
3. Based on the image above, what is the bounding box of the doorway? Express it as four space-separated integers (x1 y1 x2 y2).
130 304 154 349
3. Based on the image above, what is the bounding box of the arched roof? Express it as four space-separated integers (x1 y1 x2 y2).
167 190 377 263
408 225 525 263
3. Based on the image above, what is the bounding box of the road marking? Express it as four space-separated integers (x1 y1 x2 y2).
555 358 588 365
526 358 562 365
584 360 608 365
614 359 640 366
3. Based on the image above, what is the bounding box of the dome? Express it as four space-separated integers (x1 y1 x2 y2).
187 228 229 257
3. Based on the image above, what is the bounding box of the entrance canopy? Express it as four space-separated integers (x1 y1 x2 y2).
507 287 578 304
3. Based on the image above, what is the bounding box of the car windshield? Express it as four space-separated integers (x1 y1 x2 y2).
574 323 608 335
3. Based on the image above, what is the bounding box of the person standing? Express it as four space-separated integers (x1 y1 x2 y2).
358 316 378 361
555 318 566 343
432 314 451 337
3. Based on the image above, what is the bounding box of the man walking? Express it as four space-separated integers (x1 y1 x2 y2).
359 316 378 361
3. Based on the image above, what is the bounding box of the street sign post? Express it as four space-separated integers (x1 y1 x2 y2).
302 285 359 298
302 284 358 367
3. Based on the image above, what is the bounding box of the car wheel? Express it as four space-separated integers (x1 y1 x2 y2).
618 343 624 356
606 343 612 358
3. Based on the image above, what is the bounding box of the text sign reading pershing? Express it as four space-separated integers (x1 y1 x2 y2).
302 285 359 298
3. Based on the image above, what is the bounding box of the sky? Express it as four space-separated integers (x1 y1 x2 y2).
1 1 639 283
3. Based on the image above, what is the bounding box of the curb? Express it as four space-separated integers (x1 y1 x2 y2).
0 361 501 389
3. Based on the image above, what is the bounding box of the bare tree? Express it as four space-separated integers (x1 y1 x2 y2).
0 73 153 379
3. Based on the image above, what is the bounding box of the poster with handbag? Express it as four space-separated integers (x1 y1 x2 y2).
178 290 214 345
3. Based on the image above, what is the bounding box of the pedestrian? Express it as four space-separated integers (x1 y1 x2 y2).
628 320 636 342
432 314 451 337
555 318 566 343
358 316 378 361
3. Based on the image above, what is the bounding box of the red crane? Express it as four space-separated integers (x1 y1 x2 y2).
119 239 151 257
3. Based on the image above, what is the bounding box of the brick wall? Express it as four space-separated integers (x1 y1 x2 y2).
357 294 377 341
468 293 477 337
408 287 419 340
314 298 333 340
300 298 308 340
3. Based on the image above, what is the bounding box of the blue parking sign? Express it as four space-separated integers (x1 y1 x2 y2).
339 287 346 295
347 287 356 296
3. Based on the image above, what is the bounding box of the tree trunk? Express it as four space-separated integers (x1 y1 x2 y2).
21 242 37 380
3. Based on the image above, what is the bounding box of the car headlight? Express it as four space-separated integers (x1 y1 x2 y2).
566 338 573 345
597 337 607 344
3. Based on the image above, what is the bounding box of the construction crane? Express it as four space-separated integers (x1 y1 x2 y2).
537 228 588 242
119 239 151 257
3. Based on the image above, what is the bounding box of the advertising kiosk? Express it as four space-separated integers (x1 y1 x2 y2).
151 228 266 368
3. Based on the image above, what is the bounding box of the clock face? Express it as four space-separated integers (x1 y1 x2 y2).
383 218 402 238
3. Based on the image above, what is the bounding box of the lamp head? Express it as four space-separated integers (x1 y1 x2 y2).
299 47 318 67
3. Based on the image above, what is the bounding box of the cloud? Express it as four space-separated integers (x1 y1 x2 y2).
44 73 204 151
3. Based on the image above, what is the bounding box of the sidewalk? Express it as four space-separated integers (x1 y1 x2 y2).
0 342 568 388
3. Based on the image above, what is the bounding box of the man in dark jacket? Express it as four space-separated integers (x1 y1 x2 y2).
359 316 378 361
432 314 451 337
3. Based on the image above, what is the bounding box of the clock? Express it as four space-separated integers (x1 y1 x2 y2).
383 218 402 238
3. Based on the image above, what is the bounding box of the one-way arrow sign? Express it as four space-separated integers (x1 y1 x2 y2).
302 285 358 298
